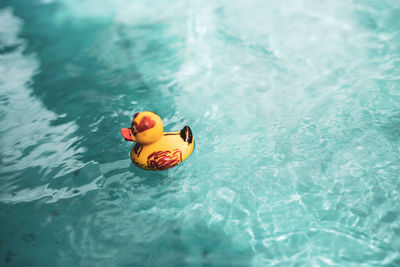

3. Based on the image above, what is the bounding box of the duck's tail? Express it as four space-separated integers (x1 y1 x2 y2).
180 126 193 144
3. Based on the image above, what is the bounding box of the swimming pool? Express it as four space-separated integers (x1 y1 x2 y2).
1 0 399 265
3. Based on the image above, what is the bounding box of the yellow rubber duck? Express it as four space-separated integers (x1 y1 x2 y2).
120 111 194 170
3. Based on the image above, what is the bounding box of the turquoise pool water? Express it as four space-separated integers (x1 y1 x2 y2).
1 0 400 266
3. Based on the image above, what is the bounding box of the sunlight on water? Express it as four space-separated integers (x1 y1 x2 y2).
0 0 400 266
0 8 88 204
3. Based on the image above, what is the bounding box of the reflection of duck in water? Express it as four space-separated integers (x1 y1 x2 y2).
121 111 194 170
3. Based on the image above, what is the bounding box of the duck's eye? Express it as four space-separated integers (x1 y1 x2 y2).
131 123 137 135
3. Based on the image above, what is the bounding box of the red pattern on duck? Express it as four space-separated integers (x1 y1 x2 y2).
133 115 156 132
147 149 182 170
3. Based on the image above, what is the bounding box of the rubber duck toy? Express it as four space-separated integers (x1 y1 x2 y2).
120 111 194 170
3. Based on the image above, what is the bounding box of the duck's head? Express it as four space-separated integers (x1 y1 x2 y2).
121 111 164 144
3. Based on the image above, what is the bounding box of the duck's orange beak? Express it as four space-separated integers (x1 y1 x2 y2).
121 128 135 141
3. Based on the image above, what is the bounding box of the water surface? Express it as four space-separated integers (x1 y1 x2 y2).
1 0 400 266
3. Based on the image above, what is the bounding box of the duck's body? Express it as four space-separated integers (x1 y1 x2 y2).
121 111 194 171
130 127 193 170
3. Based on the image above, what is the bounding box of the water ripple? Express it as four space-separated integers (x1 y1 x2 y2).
1 0 400 266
